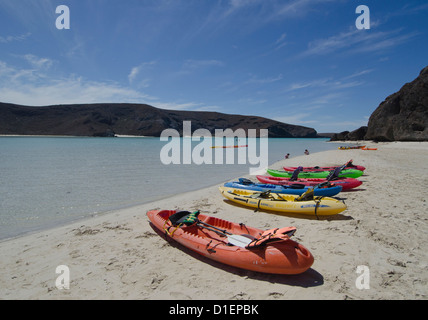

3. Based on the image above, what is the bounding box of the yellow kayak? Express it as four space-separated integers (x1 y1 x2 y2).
219 186 347 217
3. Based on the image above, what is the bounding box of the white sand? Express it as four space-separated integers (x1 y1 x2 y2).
1 141 427 300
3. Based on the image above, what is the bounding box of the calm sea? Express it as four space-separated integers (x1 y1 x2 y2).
0 136 337 240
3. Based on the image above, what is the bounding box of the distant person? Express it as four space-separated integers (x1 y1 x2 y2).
285 153 290 159
304 149 309 155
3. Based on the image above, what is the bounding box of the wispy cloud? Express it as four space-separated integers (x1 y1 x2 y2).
342 69 374 80
175 59 224 77
274 113 318 126
275 33 287 50
246 73 283 85
183 59 224 70
301 28 419 57
286 77 364 92
0 58 153 106
273 0 335 17
23 54 54 70
0 32 31 43
128 61 157 85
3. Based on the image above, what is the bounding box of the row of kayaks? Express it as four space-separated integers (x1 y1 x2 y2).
147 159 365 275
339 145 377 150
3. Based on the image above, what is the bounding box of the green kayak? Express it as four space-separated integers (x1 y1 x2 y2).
267 168 364 179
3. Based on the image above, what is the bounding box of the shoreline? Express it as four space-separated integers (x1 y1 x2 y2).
1 142 427 300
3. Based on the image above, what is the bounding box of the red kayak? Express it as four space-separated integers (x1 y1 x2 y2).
147 209 314 274
283 160 365 172
256 175 362 191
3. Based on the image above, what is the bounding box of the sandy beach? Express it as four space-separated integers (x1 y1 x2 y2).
1 141 427 300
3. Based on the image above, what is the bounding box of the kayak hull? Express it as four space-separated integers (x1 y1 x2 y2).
219 186 347 216
267 168 363 179
283 165 365 172
147 209 314 275
256 175 362 191
224 181 342 197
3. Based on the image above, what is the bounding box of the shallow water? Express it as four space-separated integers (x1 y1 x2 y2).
0 136 336 240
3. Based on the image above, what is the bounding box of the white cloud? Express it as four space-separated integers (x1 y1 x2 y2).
274 33 287 50
128 61 157 85
302 28 419 57
0 32 31 43
128 67 140 84
0 59 222 113
286 77 363 92
23 54 54 69
274 113 318 126
0 59 154 106
0 77 152 106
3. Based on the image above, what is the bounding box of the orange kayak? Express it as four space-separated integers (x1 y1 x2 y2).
147 209 314 275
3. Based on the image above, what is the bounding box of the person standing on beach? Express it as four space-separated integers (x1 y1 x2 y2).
304 149 309 155
285 153 290 159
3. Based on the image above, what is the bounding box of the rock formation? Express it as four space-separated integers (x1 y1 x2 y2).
330 127 368 141
365 66 428 141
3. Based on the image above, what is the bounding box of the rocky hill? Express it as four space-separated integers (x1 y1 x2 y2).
365 66 428 141
331 65 428 142
0 102 318 138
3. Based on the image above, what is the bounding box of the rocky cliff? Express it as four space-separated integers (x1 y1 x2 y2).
0 102 318 138
365 66 428 141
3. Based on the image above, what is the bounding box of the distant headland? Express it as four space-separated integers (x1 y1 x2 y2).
0 102 318 138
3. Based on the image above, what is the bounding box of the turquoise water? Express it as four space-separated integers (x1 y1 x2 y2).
0 136 335 240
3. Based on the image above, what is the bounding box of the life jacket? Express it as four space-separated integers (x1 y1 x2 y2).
246 227 297 248
168 210 200 226
326 164 346 181
238 178 254 185
290 166 303 181
295 187 314 201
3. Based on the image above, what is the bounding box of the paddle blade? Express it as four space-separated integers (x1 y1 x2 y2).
227 235 253 248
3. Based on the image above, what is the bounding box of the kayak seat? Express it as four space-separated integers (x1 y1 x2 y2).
250 191 272 199
295 188 314 201
169 210 200 226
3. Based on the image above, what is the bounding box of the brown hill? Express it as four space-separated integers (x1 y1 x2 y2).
0 102 318 138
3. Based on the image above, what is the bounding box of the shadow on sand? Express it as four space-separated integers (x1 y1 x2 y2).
149 223 324 288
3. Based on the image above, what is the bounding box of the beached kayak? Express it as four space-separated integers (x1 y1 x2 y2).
224 178 342 197
219 186 347 216
211 145 248 148
256 175 362 191
338 145 365 150
267 168 363 179
283 161 365 172
147 209 314 275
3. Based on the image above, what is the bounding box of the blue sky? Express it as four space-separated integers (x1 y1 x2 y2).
0 0 427 133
